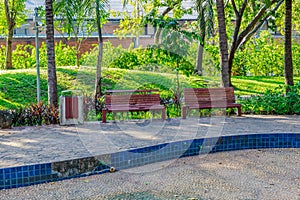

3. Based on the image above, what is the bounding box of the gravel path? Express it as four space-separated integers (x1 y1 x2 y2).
1 148 299 200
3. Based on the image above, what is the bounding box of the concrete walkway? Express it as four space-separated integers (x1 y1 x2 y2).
0 115 300 168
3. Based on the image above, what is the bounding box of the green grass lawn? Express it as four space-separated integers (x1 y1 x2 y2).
0 66 299 110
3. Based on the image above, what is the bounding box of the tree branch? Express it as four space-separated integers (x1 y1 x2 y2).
236 0 278 47
230 0 248 55
238 0 284 48
231 0 239 16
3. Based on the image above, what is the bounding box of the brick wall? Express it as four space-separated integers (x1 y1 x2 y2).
0 36 155 55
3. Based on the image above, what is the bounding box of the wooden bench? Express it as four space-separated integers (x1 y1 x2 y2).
181 87 242 119
102 90 166 123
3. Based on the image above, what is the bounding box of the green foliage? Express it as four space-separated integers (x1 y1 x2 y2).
39 42 77 67
239 83 300 115
54 0 98 36
54 42 77 67
203 44 221 75
81 42 126 67
10 102 59 127
108 46 194 74
233 31 284 76
110 51 139 69
274 0 300 35
114 0 191 37
206 31 300 76
0 42 78 69
0 0 27 36
12 44 36 69
0 44 36 69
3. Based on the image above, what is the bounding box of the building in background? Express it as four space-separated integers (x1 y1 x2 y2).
4 0 197 52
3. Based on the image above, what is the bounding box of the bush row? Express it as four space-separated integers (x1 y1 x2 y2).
0 41 77 69
239 83 300 115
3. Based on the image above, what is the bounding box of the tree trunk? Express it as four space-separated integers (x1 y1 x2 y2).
75 36 81 67
216 0 230 87
95 43 103 100
45 0 58 107
154 27 162 44
195 43 204 75
284 0 294 92
95 0 103 106
5 27 13 69
4 0 15 69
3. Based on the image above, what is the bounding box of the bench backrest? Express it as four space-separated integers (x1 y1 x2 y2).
184 87 236 106
105 94 161 107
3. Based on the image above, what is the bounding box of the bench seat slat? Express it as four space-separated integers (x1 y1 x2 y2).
106 105 165 112
187 103 241 109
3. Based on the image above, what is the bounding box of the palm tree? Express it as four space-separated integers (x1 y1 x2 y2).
95 0 109 113
194 0 214 75
54 0 95 67
216 0 230 87
45 0 58 107
284 0 294 92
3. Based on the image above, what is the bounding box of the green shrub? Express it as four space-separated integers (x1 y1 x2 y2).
0 44 36 69
240 83 300 115
108 46 194 74
12 44 36 69
204 31 300 76
0 42 78 69
232 31 300 76
39 42 77 67
0 45 6 69
81 42 126 67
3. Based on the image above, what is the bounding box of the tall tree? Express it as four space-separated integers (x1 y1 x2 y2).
284 0 294 92
194 0 214 75
45 0 58 107
216 0 230 87
3 0 26 69
215 0 284 86
95 0 109 106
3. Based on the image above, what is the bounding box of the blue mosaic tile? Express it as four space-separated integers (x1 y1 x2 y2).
0 133 299 190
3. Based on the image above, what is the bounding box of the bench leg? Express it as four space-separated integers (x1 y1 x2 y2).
102 109 107 123
162 108 166 120
237 106 242 116
182 106 187 119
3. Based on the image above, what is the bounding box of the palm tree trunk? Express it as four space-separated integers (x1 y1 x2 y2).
284 0 294 92
216 0 230 87
45 0 58 107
